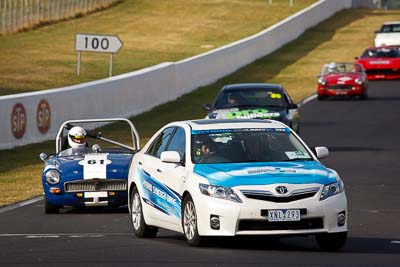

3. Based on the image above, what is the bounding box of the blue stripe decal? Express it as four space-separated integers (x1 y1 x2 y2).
192 128 290 135
142 197 170 216
193 161 337 187
136 167 181 219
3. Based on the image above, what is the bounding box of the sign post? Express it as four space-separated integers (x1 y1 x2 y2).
75 33 123 77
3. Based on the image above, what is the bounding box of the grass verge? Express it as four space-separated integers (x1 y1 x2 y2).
0 0 315 96
1 7 400 206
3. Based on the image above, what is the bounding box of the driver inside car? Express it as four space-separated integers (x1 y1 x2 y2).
59 126 91 156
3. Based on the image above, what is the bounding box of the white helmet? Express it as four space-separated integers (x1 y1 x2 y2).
68 126 87 149
328 62 338 72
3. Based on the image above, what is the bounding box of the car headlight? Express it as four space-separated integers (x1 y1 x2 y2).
45 170 60 184
355 78 363 85
318 78 326 85
199 184 242 203
318 78 327 86
320 180 344 201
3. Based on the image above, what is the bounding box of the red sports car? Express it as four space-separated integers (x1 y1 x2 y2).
317 62 368 100
355 46 400 80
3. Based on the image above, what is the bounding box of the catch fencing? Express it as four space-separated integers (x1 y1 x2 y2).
0 0 120 34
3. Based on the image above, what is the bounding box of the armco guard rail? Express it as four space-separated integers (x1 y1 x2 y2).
0 0 352 150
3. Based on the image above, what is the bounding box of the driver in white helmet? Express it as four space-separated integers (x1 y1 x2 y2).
327 62 339 73
68 126 87 148
59 126 90 156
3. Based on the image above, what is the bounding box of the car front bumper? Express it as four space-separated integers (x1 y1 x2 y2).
44 190 128 207
194 186 347 237
318 86 366 97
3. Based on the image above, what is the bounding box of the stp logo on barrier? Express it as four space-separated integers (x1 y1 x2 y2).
11 103 26 139
37 99 51 134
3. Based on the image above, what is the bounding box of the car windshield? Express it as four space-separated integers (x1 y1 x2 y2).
58 147 93 157
191 128 313 164
361 47 400 58
321 62 363 75
380 24 400 33
213 88 287 109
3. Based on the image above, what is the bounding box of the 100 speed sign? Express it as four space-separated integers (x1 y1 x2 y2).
75 33 123 53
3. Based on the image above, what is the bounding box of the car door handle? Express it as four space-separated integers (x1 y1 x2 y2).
157 169 162 173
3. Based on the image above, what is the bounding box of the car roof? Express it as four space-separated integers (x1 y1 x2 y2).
221 83 284 92
324 62 355 65
365 45 400 50
382 21 400 25
180 119 287 131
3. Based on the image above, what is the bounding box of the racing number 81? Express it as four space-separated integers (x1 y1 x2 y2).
87 160 105 165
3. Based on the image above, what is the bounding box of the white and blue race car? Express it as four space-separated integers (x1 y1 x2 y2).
40 118 140 214
127 119 347 251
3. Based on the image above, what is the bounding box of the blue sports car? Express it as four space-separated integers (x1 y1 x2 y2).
39 118 140 214
203 83 300 133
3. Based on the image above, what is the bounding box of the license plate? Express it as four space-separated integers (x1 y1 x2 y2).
335 91 348 95
268 209 300 222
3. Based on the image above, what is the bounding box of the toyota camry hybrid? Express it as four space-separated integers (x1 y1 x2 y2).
127 119 347 251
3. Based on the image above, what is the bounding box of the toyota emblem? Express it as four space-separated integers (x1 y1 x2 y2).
275 186 288 194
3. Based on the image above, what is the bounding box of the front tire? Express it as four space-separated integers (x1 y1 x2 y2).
44 198 60 214
182 195 203 246
130 187 158 238
317 94 326 101
315 232 347 251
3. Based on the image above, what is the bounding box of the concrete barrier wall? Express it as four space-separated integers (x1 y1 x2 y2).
0 0 352 150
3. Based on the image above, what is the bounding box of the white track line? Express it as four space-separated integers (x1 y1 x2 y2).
0 233 128 238
0 196 43 214
298 94 317 107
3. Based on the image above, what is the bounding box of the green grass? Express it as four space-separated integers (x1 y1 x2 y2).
1 5 400 206
0 0 316 96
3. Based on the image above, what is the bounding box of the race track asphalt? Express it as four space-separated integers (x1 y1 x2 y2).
0 80 399 266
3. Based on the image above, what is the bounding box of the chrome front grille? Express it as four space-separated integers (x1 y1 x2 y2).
328 84 353 90
64 179 127 192
240 187 320 203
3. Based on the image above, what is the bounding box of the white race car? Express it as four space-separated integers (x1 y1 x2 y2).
127 119 347 250
374 21 400 47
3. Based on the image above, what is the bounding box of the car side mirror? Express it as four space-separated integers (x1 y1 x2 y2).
354 57 359 60
160 151 182 164
39 153 48 162
314 147 329 159
202 104 212 111
374 30 380 34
